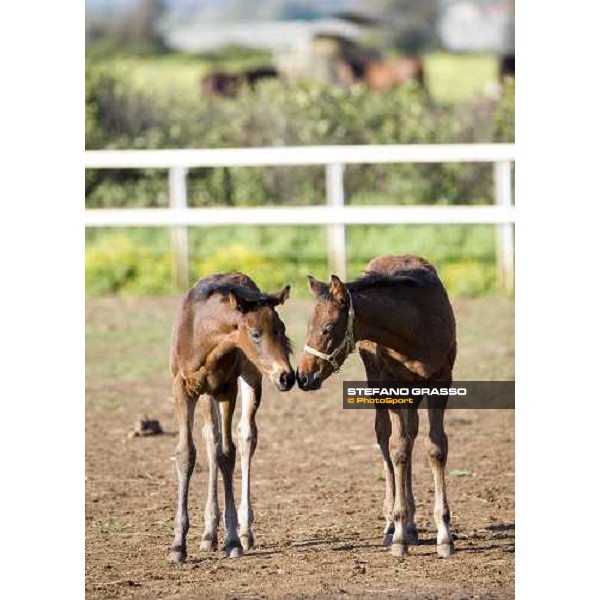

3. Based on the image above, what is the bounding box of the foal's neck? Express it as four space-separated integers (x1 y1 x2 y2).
350 287 419 355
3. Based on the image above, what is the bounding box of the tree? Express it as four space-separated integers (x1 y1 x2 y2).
375 0 440 53
118 0 166 54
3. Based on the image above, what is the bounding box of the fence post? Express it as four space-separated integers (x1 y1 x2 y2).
169 166 189 290
326 163 346 280
494 160 514 290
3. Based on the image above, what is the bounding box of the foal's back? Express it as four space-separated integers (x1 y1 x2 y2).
363 254 456 379
365 254 437 277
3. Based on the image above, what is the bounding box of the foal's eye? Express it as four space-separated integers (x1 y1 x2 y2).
322 323 334 335
249 328 262 341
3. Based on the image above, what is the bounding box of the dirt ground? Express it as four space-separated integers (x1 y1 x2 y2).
86 297 514 599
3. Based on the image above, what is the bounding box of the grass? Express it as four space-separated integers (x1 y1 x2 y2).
85 295 514 411
85 298 173 384
424 52 499 104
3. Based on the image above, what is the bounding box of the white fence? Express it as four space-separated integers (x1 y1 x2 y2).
85 144 515 289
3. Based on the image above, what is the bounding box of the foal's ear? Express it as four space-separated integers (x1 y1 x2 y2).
229 291 252 313
269 284 291 306
307 275 328 298
329 274 348 306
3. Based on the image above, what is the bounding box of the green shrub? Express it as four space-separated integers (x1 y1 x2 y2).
86 234 139 294
86 228 500 298
192 244 273 287
85 233 172 295
439 260 496 297
85 66 514 210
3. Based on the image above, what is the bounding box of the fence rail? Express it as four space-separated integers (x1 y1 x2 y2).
85 144 515 168
85 205 516 227
85 144 515 289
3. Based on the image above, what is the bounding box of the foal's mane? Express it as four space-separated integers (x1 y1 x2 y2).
316 268 440 302
193 273 272 306
348 267 440 293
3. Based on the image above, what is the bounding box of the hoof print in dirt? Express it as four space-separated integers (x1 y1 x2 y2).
128 418 164 438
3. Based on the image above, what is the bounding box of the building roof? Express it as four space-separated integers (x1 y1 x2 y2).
438 0 514 53
159 17 366 53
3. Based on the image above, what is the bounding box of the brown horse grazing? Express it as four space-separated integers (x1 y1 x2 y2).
201 67 278 97
168 272 295 563
296 255 456 559
364 57 425 92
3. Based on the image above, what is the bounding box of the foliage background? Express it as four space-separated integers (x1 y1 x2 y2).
85 53 514 297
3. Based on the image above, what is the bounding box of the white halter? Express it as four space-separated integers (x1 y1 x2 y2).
303 293 356 373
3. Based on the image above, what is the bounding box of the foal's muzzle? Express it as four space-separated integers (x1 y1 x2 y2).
272 369 295 391
296 369 321 391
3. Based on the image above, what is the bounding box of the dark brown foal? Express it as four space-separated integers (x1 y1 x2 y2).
297 255 456 559
169 272 295 563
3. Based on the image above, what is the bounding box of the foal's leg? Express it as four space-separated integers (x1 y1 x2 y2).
359 345 396 546
169 374 197 563
388 407 412 558
237 372 261 551
199 395 220 551
217 392 243 557
404 408 419 545
374 407 395 546
427 402 454 557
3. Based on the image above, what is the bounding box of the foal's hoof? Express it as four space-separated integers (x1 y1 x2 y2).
406 524 419 546
199 535 218 552
382 523 395 547
224 540 244 558
168 548 186 564
391 542 408 559
240 531 255 552
436 540 455 558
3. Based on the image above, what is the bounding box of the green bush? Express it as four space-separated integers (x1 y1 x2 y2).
85 233 172 295
86 227 500 298
85 65 514 210
439 260 496 297
192 244 274 288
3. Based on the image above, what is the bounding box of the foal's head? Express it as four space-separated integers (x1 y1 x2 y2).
230 285 295 391
297 275 354 391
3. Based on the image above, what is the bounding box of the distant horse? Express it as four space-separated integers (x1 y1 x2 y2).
244 66 278 88
296 255 456 559
201 67 278 97
363 57 425 91
201 72 240 97
500 54 515 79
168 272 295 562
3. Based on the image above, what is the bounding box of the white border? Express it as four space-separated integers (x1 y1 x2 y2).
1 1 84 596
517 1 600 597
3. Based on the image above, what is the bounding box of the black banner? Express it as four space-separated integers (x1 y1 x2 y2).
342 381 515 409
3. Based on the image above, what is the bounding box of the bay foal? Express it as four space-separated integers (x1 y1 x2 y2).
169 272 295 562
296 255 456 559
